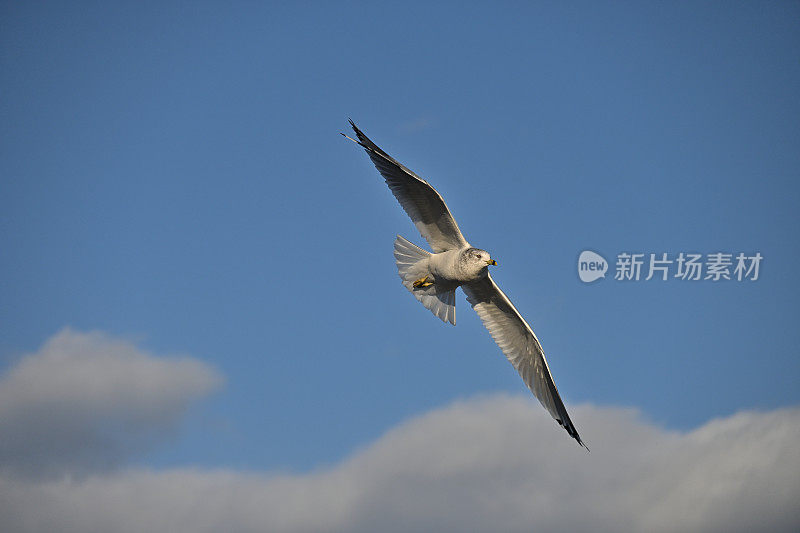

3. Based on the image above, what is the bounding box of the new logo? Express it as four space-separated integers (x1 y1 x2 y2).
578 250 608 283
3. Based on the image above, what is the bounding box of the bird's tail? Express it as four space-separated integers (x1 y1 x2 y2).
394 235 457 325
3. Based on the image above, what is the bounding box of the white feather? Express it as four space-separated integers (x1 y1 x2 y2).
393 235 457 326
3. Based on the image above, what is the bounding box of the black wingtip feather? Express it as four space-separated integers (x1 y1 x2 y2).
340 131 364 146
573 431 590 452
344 120 403 171
349 118 362 137
560 418 589 451
347 120 373 146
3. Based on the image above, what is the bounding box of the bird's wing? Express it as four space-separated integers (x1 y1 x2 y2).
346 120 469 253
463 274 587 448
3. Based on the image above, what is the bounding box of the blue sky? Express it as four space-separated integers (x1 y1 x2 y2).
1 2 799 531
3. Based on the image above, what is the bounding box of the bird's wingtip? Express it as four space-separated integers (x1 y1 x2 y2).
348 118 360 135
349 119 364 138
341 132 362 146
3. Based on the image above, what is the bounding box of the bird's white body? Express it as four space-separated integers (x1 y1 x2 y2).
428 247 491 284
427 249 463 281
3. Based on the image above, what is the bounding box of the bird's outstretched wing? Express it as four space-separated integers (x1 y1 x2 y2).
345 120 469 253
463 274 587 448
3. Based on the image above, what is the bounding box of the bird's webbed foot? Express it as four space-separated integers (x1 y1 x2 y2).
412 276 434 289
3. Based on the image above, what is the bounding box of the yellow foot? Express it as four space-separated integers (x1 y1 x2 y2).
413 276 434 288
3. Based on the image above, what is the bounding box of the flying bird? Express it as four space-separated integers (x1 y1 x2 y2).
344 120 587 449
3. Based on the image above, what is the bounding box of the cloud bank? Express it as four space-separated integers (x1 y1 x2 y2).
0 328 223 478
0 330 798 532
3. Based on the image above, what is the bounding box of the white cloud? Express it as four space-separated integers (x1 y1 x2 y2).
1 393 798 533
0 328 223 478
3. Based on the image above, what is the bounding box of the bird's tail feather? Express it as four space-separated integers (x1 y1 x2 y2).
394 235 456 325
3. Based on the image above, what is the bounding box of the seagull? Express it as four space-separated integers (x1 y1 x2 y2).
343 120 587 449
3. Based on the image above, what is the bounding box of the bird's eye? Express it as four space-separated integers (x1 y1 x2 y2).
477 254 482 259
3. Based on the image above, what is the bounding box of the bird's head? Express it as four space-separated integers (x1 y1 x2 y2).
464 247 498 273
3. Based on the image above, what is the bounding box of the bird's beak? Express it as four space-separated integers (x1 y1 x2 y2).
486 259 497 266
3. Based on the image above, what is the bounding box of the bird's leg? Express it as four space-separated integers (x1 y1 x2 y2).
413 276 434 288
